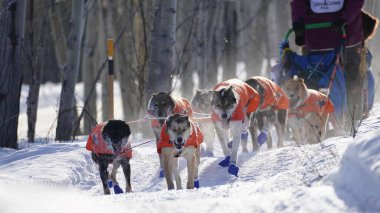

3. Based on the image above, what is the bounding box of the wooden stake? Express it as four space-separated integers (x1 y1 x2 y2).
107 39 114 120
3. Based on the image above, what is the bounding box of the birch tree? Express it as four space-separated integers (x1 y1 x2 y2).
147 0 177 97
56 0 86 141
0 0 27 148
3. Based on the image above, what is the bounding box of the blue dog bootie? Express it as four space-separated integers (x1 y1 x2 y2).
107 179 113 188
228 162 239 177
194 178 200 188
159 167 165 178
219 156 230 167
257 130 268 146
113 183 124 194
228 131 249 148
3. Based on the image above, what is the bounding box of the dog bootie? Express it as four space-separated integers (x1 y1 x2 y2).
228 131 249 148
219 156 230 167
194 179 200 188
107 179 113 188
228 163 239 177
159 168 165 178
257 131 268 146
241 130 249 141
113 184 124 194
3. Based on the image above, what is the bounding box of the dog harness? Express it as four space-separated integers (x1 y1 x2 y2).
211 79 260 121
250 76 289 110
288 89 334 118
157 122 204 154
85 122 132 158
151 96 194 128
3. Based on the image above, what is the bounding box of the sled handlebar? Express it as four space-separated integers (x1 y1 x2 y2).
284 22 347 42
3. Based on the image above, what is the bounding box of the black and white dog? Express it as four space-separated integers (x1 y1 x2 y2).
86 120 132 194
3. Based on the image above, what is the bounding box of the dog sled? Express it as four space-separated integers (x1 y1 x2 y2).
274 22 375 132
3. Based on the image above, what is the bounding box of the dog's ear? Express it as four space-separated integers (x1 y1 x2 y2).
211 90 219 105
195 89 202 95
165 114 175 126
227 85 234 92
166 91 171 96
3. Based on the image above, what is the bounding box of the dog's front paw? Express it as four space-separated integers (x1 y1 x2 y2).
218 156 230 167
228 163 239 177
113 184 124 194
194 179 200 188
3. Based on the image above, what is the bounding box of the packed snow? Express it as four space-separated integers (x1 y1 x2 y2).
0 83 380 213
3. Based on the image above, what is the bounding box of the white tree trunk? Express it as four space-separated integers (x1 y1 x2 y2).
56 0 86 141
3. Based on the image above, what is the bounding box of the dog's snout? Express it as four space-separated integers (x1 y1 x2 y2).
221 113 227 119
177 137 183 144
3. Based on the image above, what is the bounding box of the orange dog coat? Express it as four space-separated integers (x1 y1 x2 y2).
85 122 132 158
157 122 204 154
211 79 260 121
250 76 289 110
288 89 334 118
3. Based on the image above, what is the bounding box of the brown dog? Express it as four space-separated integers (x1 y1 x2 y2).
283 76 334 145
157 114 203 190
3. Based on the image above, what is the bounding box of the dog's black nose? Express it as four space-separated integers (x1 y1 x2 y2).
177 137 183 144
221 113 227 119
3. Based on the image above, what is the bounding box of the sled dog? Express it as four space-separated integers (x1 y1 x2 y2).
211 79 260 176
245 76 289 149
283 76 334 145
85 120 132 194
157 114 203 190
147 92 193 177
191 89 215 156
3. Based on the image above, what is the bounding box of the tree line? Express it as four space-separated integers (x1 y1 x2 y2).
0 0 379 148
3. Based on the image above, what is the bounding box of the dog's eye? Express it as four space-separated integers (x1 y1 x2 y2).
226 103 231 107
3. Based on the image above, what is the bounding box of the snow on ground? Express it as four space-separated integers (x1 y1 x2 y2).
1 83 380 213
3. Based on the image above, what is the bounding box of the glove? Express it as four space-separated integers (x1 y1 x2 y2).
331 19 346 32
293 20 305 36
257 130 268 146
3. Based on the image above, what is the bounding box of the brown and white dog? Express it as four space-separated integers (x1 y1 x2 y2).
157 114 203 190
245 76 289 149
211 79 260 176
283 76 334 145
85 120 132 194
147 92 193 177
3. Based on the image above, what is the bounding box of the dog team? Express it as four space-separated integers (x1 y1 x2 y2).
85 74 335 194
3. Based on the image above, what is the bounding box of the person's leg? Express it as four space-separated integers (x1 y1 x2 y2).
344 44 364 133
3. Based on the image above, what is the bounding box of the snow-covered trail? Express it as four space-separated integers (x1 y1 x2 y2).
1 82 379 212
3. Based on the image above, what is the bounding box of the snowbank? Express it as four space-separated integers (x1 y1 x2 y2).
330 130 380 211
